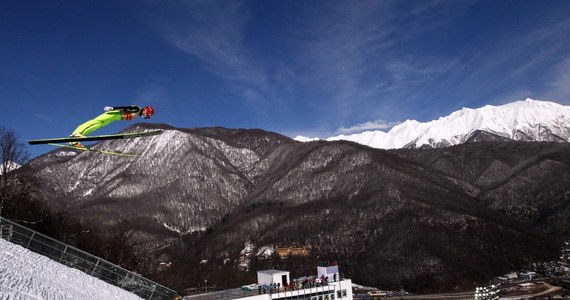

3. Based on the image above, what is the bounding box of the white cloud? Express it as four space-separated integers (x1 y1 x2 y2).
336 119 400 135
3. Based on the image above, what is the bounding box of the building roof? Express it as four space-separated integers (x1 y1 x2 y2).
258 269 288 275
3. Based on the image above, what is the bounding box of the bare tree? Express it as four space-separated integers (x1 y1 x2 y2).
0 126 30 217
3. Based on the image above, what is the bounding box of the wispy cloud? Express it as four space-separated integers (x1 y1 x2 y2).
545 56 570 104
33 113 53 122
336 119 401 135
155 1 269 102
298 1 393 114
135 80 169 107
147 0 570 136
2 71 41 83
152 0 468 124
294 0 467 128
507 17 570 78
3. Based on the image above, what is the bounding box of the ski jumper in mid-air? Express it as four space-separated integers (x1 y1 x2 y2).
70 105 154 147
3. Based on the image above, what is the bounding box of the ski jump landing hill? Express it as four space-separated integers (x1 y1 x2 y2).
0 216 179 300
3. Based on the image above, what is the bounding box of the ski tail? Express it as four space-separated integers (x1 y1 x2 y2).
28 130 163 145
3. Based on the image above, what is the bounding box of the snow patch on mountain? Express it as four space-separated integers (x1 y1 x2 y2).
3 161 22 172
294 136 320 142
296 99 570 149
256 245 274 259
239 240 255 270
163 222 206 234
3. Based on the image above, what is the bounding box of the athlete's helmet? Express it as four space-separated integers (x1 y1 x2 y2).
142 106 154 119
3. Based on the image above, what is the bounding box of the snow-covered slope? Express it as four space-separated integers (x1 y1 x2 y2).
299 99 570 149
0 238 142 300
2 161 21 172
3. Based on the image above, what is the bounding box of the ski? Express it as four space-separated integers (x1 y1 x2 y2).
27 130 163 145
48 143 139 157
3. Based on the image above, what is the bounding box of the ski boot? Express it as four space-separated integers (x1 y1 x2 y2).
68 133 85 148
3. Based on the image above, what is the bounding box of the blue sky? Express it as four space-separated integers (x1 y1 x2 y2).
2 0 570 158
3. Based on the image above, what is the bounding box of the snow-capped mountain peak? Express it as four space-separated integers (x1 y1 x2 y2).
298 99 570 149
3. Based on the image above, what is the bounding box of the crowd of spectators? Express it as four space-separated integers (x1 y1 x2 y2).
257 274 340 294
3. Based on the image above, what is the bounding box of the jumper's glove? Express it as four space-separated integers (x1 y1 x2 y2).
104 106 113 111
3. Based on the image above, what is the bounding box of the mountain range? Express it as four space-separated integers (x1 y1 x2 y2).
11 99 570 293
297 99 570 149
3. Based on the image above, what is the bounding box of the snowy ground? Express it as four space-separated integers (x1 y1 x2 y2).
0 238 142 300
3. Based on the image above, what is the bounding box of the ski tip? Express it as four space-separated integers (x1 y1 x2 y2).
27 140 42 145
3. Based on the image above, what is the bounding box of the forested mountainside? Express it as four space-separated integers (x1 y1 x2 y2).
11 123 570 292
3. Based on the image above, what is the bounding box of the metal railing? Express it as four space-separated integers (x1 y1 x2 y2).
184 280 346 300
0 216 179 300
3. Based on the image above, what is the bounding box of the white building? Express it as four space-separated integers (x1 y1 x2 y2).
242 277 352 300
317 265 339 282
257 269 290 287
185 266 352 300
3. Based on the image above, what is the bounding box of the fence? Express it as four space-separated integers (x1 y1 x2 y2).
0 216 179 300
